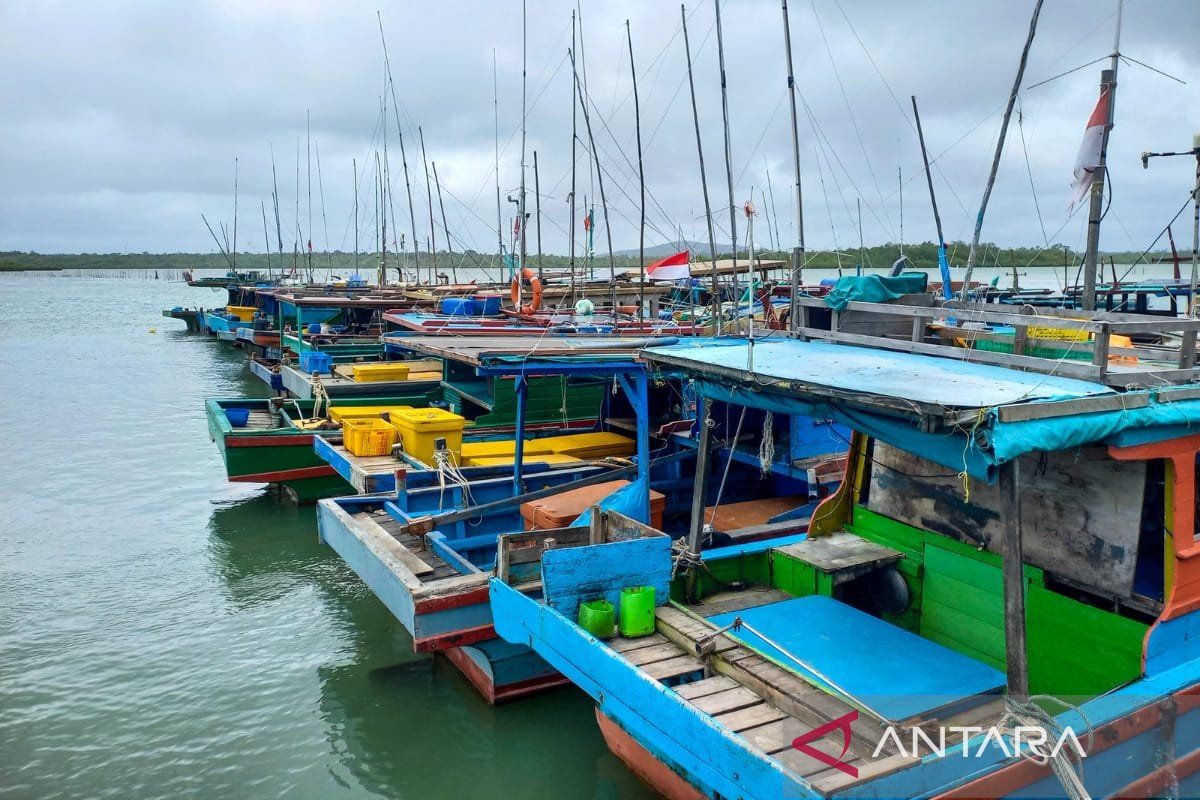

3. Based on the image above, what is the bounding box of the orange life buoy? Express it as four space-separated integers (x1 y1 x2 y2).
510 268 543 315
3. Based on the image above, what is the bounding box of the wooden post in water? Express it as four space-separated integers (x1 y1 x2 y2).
1000 459 1029 697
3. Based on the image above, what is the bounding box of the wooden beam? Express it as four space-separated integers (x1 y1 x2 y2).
999 459 1029 697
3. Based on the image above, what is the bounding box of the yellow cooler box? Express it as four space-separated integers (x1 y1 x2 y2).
390 408 466 466
351 363 411 383
328 405 413 424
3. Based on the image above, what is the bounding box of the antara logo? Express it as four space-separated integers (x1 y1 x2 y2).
791 711 1088 778
791 711 859 778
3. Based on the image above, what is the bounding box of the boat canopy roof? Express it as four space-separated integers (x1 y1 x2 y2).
394 334 676 377
644 337 1200 482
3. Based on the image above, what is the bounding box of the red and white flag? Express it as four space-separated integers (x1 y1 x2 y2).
1068 86 1111 213
645 250 690 281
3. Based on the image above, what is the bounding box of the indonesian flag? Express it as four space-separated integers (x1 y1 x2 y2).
1068 85 1110 213
645 250 690 281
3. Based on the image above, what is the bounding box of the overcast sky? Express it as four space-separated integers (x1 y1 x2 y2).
2 0 1197 258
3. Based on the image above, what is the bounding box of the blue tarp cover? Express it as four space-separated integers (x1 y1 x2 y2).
823 273 929 311
646 338 1200 482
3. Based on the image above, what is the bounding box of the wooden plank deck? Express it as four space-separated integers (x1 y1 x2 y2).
327 443 407 493
240 409 279 430
357 509 462 583
601 602 1004 795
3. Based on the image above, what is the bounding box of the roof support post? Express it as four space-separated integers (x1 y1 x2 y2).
1000 458 1029 697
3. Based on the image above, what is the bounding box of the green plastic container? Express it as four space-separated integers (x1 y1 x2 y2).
618 585 656 638
578 599 615 638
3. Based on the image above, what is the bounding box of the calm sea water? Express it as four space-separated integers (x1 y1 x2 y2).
0 273 652 800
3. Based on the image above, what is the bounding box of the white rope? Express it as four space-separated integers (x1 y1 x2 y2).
999 695 1094 800
432 449 475 511
758 411 775 475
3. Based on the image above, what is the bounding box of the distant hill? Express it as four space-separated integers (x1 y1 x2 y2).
611 241 710 259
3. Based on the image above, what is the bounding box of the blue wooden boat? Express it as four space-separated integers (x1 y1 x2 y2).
488 307 1200 799
316 335 846 703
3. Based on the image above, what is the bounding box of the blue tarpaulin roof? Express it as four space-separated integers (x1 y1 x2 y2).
644 338 1200 482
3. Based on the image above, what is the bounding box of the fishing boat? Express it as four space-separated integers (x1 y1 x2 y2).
207 393 437 502
161 307 205 332
488 303 1200 798
315 335 846 702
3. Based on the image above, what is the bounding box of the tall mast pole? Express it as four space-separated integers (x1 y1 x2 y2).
961 0 1045 297
232 157 238 271
781 0 806 330
573 61 615 287
353 158 359 277
714 0 738 312
260 200 271 277
1082 0 1123 311
569 11 578 301
518 0 528 276
270 145 283 272
912 95 953 299
306 111 312 279
533 150 543 280
419 126 437 284
682 4 720 329
493 50 504 273
627 20 646 324
377 13 420 282
432 161 457 285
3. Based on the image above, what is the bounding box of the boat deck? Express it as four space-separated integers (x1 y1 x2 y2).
603 602 1004 795
354 508 463 583
313 436 406 494
239 409 279 431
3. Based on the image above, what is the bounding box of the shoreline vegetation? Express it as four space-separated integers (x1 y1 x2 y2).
0 242 1173 273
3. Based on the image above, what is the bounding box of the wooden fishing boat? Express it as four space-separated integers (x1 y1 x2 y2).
315 335 846 702
276 357 442 400
489 309 1200 798
161 307 204 332
206 393 437 502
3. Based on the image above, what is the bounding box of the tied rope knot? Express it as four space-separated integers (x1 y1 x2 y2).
670 539 704 580
998 695 1094 800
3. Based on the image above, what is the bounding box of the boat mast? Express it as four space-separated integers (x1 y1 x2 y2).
518 0 528 277
353 158 359 277
911 95 953 299
681 4 719 328
533 150 543 280
714 0 738 315
627 20 646 324
569 10 578 301
961 0 1045 298
432 161 457 284
419 126 437 283
377 14 419 284
306 111 313 281
261 200 271 277
1082 0 1124 311
270 145 283 275
493 50 504 274
572 57 615 287
781 0 806 330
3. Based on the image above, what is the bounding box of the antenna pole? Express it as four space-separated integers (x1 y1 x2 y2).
962 0 1045 297
781 0 805 330
627 20 646 324
682 4 720 329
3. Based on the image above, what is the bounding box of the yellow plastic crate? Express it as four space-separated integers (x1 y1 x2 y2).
390 407 466 466
351 363 411 383
460 439 555 461
466 454 582 467
226 305 256 322
329 405 413 424
342 418 397 457
543 432 635 459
